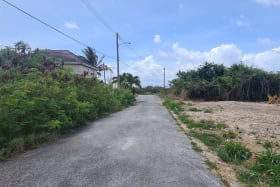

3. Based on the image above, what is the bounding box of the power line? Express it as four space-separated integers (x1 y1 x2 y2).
1 0 116 60
81 0 145 60
81 0 115 35
119 34 145 59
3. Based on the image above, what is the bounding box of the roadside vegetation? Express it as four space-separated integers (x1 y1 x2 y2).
163 98 280 186
170 62 280 101
0 42 135 159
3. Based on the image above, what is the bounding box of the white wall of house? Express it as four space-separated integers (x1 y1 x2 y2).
64 64 98 77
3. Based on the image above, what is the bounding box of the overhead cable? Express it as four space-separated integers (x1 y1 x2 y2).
81 0 145 60
1 0 115 60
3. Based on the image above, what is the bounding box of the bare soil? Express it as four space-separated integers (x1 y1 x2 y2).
182 101 280 187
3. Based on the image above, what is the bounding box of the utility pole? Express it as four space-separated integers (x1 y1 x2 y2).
116 32 120 88
103 62 106 84
164 67 166 88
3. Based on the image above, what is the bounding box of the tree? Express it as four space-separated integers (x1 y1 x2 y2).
15 41 31 56
113 73 141 89
81 47 112 76
100 63 113 83
170 62 280 101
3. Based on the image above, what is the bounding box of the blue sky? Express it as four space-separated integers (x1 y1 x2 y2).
1 0 280 86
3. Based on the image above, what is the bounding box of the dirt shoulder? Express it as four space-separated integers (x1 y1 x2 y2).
184 101 280 153
181 101 280 186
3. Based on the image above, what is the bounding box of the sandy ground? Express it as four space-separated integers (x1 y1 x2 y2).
181 101 280 186
184 101 280 153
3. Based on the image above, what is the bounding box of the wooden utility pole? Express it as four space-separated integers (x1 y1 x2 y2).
164 67 166 88
103 62 106 84
116 32 120 88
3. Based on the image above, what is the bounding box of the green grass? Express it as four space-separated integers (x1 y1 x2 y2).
216 141 251 164
0 132 58 159
188 131 222 149
263 141 273 149
256 139 262 145
178 114 218 130
162 98 280 186
187 119 217 130
205 159 218 170
163 99 183 114
178 114 193 124
189 107 202 112
191 141 203 152
216 123 228 129
223 131 237 139
203 108 213 113
238 150 280 186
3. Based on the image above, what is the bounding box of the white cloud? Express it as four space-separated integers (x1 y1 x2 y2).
256 37 273 45
172 42 206 70
173 42 280 72
154 34 161 43
63 22 80 30
209 44 243 66
256 0 280 7
242 47 280 71
125 55 163 85
124 43 280 86
236 19 250 28
172 42 242 70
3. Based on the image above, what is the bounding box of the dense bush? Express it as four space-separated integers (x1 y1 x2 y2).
136 86 168 95
170 62 280 101
0 48 134 157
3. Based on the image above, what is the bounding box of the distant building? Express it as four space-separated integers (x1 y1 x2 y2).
44 49 98 77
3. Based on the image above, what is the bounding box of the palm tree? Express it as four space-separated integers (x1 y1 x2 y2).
81 46 102 67
113 73 141 89
15 41 31 56
81 46 113 76
101 63 113 83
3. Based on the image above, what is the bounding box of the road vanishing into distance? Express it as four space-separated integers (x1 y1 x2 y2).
0 95 222 187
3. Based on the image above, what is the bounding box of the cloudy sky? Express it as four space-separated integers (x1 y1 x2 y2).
1 0 280 86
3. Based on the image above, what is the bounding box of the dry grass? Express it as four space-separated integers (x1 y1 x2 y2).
267 94 280 104
181 100 280 186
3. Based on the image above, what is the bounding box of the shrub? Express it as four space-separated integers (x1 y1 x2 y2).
0 67 134 158
6 137 25 156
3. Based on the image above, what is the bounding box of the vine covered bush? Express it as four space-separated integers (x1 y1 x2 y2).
0 45 134 157
170 62 280 101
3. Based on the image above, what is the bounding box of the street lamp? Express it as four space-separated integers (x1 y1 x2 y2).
116 32 131 88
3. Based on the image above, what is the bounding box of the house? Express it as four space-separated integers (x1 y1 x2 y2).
44 49 98 77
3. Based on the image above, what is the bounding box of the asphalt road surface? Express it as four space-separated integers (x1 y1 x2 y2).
0 95 222 187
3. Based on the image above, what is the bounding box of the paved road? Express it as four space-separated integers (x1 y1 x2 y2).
0 95 222 187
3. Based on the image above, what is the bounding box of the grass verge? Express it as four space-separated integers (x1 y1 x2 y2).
190 141 203 152
237 149 280 186
163 98 272 186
